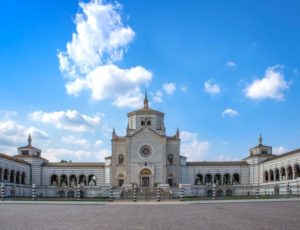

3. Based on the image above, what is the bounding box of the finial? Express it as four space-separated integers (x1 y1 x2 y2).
28 134 32 146
259 133 262 145
143 89 148 109
112 127 116 137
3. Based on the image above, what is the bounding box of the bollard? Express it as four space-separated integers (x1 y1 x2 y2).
256 184 260 199
133 188 137 202
77 185 81 201
286 183 290 198
32 184 36 201
1 183 5 201
110 187 114 201
156 188 160 202
212 184 216 200
180 187 184 201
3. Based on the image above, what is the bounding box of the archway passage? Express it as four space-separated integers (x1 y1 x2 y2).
140 168 151 187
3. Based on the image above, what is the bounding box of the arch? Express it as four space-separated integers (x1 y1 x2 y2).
281 167 286 180
50 174 58 186
118 154 125 165
3 169 9 181
57 190 65 198
275 168 280 181
269 170 274 181
223 174 231 185
264 171 269 183
118 173 125 187
88 175 97 186
205 174 212 185
233 173 240 184
195 174 203 185
60 175 68 187
287 166 293 180
167 154 174 165
67 190 75 198
79 175 87 186
295 164 300 178
21 172 25 184
274 184 280 196
147 120 151 126
16 171 20 184
226 189 233 196
214 174 221 185
216 189 223 197
140 168 152 176
69 175 77 187
0 168 2 181
206 189 212 197
10 170 15 183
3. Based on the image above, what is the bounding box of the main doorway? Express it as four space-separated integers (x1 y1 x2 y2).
139 168 152 187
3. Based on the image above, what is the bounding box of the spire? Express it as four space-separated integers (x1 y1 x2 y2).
112 127 116 137
143 89 149 109
176 128 180 139
259 133 262 145
28 134 32 146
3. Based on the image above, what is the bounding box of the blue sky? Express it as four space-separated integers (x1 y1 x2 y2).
0 0 299 162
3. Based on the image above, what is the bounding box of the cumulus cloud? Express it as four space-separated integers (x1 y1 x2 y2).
273 146 288 155
163 83 176 95
204 80 221 95
62 135 90 147
152 90 163 103
226 61 236 67
30 110 101 132
215 154 239 161
0 120 48 152
244 65 289 101
222 108 239 117
58 0 152 108
180 131 209 161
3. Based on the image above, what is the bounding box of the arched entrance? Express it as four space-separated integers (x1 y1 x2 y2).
140 168 152 187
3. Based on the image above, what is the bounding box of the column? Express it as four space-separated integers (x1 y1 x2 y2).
292 167 296 180
279 169 282 181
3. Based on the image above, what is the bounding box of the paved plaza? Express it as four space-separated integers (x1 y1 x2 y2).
0 200 299 230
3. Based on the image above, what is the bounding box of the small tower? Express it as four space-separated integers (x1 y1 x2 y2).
143 90 149 109
112 127 117 138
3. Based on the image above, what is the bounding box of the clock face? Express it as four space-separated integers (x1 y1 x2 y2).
140 145 151 157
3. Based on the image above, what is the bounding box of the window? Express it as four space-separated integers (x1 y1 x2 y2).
140 145 152 158
118 154 124 164
167 154 174 165
22 150 29 155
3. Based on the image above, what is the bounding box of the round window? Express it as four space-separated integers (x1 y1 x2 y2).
140 145 152 158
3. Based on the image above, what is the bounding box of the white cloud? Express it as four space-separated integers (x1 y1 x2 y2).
30 110 101 132
95 140 104 148
62 135 90 147
152 90 163 103
58 0 152 108
43 148 93 162
163 83 176 95
180 131 209 161
244 65 289 101
215 154 239 161
222 108 239 117
0 120 48 151
273 146 288 155
204 80 221 95
226 61 236 67
96 148 111 161
0 110 18 120
111 88 145 109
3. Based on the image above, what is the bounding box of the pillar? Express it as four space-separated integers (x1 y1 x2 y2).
1 183 5 201
156 187 160 202
32 184 36 201
180 187 184 201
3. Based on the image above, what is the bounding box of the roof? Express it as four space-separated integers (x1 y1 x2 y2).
187 161 249 166
243 153 275 161
127 107 164 117
262 148 300 163
44 162 105 168
17 145 41 151
0 153 31 165
14 154 48 162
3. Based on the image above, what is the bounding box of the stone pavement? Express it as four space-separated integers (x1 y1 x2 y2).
1 200 300 230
